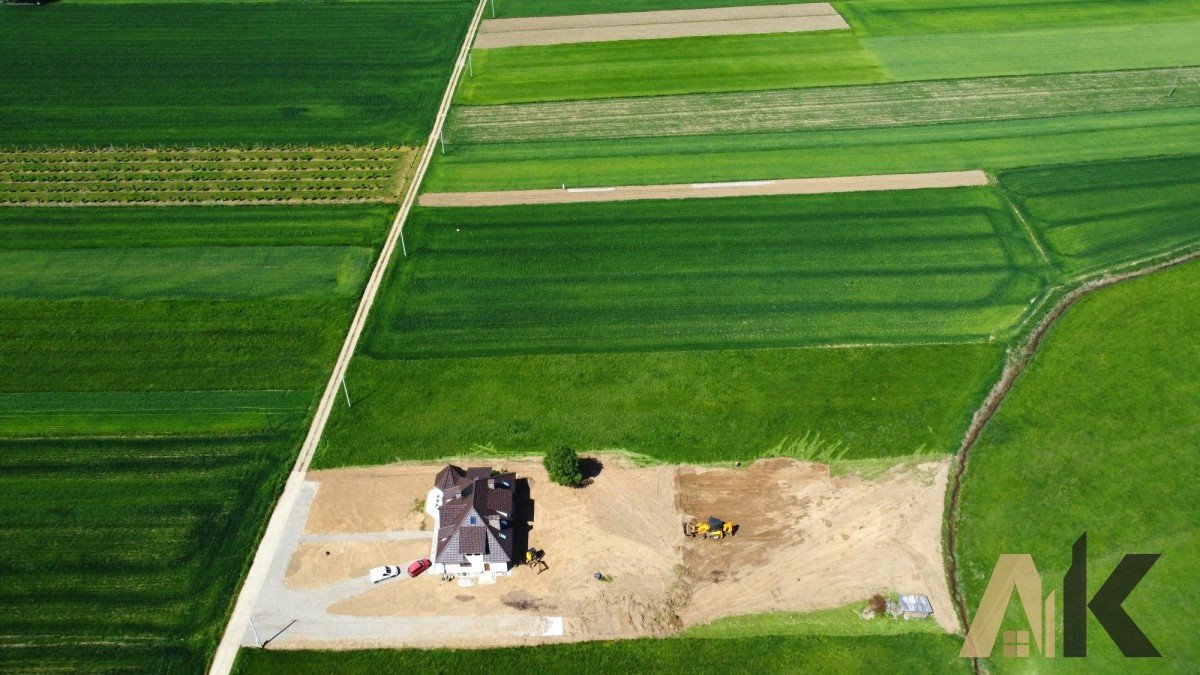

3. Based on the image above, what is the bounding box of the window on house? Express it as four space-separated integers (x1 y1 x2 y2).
469 515 478 525
499 532 507 539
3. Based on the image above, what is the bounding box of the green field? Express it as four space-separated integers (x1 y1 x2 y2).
0 435 301 672
956 260 1200 671
233 633 968 674
0 204 391 670
316 344 1001 467
0 147 414 205
999 155 1200 278
0 1 475 146
460 32 885 104
0 390 309 438
428 108 1200 191
365 190 1044 358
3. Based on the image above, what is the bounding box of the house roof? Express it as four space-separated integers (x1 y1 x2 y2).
434 466 516 566
434 464 465 491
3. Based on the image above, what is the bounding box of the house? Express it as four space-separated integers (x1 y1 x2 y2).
427 465 517 576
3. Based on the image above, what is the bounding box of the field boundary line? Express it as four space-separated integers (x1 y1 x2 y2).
206 1 490 673
943 247 1200 672
992 176 1055 274
419 170 989 206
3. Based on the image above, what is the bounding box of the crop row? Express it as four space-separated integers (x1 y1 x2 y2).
0 146 413 204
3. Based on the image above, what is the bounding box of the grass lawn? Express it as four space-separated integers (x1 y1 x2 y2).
956 260 1200 671
999 154 1200 278
683 602 946 638
364 190 1044 358
315 344 1002 467
232 633 968 674
0 1 475 146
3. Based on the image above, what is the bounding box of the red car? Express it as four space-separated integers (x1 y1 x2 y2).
407 558 432 577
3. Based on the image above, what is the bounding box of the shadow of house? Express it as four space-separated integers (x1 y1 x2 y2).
513 477 533 558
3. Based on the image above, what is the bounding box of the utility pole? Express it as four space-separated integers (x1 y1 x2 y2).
400 227 408 256
490 0 495 19
468 51 474 77
439 129 446 154
341 375 352 408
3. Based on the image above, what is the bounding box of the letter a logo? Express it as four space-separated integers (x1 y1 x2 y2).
961 555 1056 658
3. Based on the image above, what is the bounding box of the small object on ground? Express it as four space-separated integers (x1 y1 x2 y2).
898 594 934 620
593 572 602 581
325 550 330 556
525 547 549 573
684 516 736 539
407 558 432 578
735 461 741 467
368 565 402 584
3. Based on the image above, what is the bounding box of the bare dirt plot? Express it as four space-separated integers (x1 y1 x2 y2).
675 458 959 633
474 3 848 49
418 171 989 207
257 453 957 649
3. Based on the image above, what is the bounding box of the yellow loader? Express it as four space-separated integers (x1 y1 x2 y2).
684 516 736 540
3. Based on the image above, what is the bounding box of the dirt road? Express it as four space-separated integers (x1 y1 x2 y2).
419 171 990 207
206 1 493 672
474 3 848 49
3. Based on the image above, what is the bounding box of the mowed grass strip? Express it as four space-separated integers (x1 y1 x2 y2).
426 107 1200 192
1000 154 1200 278
0 1 475 146
867 20 1200 81
458 31 886 104
956 261 1200 671
0 246 374 300
316 343 1002 467
448 68 1200 143
0 203 393 249
0 390 310 438
363 190 1044 359
0 435 299 673
232 633 968 674
0 147 414 205
839 0 1200 36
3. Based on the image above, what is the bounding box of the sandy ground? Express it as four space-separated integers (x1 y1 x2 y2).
252 453 957 649
419 171 990 207
475 3 848 48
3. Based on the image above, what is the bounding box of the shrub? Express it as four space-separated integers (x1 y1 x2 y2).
868 593 887 617
544 445 583 487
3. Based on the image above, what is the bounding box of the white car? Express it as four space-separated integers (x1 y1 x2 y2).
369 565 402 584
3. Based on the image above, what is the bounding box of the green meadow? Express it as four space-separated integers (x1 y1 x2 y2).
0 204 391 670
956 261 1200 671
999 154 1200 278
365 190 1044 358
0 1 475 146
316 345 1002 467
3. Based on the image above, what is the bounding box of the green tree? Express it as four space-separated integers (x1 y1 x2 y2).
544 445 583 487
